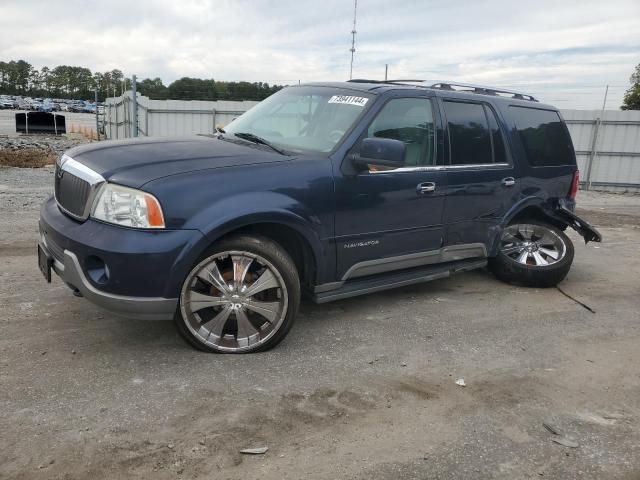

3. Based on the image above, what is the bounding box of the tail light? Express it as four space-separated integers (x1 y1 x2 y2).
568 170 580 200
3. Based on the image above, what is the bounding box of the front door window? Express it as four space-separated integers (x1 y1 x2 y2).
364 98 436 168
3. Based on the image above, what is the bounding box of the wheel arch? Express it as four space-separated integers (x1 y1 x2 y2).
215 221 319 289
489 197 568 256
194 210 326 290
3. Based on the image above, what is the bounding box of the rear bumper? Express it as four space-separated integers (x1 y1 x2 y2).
39 196 207 320
551 205 602 243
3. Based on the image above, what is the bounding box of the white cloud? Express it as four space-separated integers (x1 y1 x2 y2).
0 0 638 108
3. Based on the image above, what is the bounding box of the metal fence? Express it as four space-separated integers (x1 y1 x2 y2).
562 109 640 192
104 91 258 140
104 92 640 192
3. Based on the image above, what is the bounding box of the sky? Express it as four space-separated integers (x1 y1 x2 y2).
1 0 638 109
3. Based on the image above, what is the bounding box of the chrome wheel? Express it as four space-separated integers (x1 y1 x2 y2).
180 251 288 352
500 224 566 267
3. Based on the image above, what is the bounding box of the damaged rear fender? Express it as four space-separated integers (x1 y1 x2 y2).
493 199 602 255
546 206 602 244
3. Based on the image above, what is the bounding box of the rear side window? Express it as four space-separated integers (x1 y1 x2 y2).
509 107 574 166
443 101 507 165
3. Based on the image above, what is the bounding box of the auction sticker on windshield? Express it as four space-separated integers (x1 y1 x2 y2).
328 95 369 107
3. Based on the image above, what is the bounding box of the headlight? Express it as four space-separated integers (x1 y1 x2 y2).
91 184 165 229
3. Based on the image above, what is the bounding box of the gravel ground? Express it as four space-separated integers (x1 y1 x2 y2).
0 134 91 156
1 169 639 479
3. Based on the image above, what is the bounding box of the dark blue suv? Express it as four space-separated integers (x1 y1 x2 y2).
38 80 601 353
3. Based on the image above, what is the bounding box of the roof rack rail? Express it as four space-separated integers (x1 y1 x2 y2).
429 81 538 102
346 78 538 102
347 79 425 84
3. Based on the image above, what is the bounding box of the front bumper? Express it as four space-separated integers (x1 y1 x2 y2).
41 243 178 320
39 196 207 320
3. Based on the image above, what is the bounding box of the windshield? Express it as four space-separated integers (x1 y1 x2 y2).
224 86 373 154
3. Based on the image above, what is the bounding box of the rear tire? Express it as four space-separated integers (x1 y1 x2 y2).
489 221 574 288
175 235 300 353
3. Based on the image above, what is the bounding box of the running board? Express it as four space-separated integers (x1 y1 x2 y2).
311 259 487 303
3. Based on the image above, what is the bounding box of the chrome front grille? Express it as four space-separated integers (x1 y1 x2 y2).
54 155 105 220
55 164 91 217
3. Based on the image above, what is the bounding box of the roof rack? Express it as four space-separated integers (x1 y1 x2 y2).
429 81 538 102
348 79 426 84
346 79 538 102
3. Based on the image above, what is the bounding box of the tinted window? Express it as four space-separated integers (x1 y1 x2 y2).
444 101 491 165
366 98 436 166
510 107 574 166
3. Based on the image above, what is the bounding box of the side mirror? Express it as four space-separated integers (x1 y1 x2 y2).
352 137 406 169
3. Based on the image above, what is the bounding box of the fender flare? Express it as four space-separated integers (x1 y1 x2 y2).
164 209 327 298
201 208 327 279
490 196 602 255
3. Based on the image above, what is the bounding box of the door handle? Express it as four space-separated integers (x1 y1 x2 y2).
501 177 515 187
417 182 436 194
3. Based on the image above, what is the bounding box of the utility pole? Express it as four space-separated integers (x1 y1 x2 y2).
131 75 138 138
385 64 388 81
349 0 358 80
600 84 609 111
585 84 609 191
94 87 99 141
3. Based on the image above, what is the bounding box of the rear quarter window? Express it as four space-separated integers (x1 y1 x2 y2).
509 106 574 166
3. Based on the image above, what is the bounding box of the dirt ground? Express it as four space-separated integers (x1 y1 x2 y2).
0 134 91 167
1 168 639 480
0 149 56 168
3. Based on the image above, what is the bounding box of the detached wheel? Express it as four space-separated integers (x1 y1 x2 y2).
175 235 300 353
489 221 574 288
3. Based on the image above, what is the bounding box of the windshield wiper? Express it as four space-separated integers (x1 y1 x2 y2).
232 132 287 155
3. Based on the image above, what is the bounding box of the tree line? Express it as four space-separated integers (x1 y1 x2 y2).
0 59 283 102
621 62 640 110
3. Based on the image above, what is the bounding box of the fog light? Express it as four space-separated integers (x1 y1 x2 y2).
85 255 110 285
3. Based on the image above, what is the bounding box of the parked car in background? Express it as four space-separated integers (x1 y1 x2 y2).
39 100 54 112
0 96 14 109
69 103 86 113
83 103 97 114
39 80 601 353
0 95 104 111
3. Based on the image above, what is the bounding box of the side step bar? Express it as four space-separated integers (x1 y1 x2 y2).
311 258 487 303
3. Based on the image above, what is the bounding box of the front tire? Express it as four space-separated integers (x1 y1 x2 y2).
175 235 300 353
489 221 574 288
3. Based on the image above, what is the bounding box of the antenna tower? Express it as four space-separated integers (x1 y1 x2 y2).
349 0 358 80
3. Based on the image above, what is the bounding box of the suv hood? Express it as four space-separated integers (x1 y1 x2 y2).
65 136 290 188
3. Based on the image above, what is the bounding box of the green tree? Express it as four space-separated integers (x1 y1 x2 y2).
621 63 640 110
138 77 168 99
40 66 51 95
3 60 32 94
167 77 217 100
0 58 284 101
